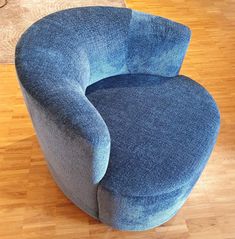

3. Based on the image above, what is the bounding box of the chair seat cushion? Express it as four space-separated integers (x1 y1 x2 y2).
86 74 220 197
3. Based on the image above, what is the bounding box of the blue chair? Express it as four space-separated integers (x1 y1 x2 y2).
15 6 220 231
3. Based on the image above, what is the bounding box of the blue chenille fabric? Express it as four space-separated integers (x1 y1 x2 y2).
86 74 220 230
15 6 220 230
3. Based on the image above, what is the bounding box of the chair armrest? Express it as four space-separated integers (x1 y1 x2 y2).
127 10 191 77
21 81 111 184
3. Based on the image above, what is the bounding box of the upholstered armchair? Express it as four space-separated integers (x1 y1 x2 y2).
15 6 220 231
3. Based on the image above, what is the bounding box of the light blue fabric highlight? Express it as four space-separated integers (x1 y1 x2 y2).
15 6 220 231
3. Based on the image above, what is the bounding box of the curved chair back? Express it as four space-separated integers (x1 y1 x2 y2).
16 7 191 92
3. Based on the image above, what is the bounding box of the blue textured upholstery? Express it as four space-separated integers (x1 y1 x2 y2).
86 74 220 230
15 6 220 231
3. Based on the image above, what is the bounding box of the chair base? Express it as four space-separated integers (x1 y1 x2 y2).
97 183 195 231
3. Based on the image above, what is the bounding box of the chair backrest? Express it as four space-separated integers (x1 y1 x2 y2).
16 7 131 93
16 6 191 95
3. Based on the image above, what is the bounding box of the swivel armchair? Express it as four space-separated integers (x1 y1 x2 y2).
15 6 220 231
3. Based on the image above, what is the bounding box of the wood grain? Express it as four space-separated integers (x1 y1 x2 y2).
0 0 235 238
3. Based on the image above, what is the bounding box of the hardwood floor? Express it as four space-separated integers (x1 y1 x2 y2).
0 0 235 238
